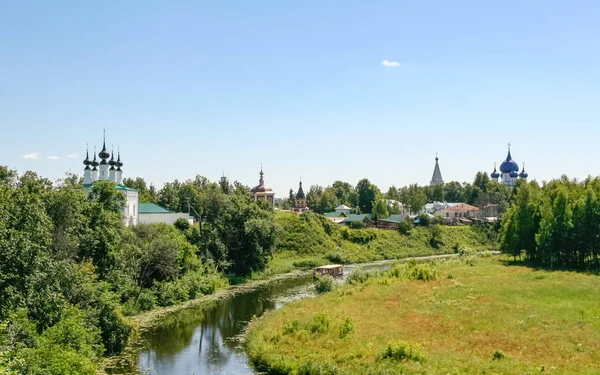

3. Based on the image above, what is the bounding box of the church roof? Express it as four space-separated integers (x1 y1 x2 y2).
430 155 443 186
295 181 305 199
83 182 137 192
250 167 274 194
138 203 171 214
499 149 519 173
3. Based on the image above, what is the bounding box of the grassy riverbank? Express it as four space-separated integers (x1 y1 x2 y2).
252 211 495 279
102 212 496 373
246 257 600 374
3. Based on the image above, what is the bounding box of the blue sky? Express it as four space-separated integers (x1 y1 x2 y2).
1 0 599 194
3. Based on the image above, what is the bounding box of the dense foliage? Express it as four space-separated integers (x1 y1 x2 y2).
294 172 513 215
0 166 276 374
500 177 600 270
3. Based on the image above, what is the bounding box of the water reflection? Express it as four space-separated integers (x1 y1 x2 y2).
137 275 315 375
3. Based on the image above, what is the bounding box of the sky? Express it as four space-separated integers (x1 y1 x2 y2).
1 0 599 195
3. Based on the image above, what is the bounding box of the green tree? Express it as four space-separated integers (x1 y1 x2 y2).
122 177 158 203
373 199 390 220
444 181 466 202
402 184 427 214
356 179 380 214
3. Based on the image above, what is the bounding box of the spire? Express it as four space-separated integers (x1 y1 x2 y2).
519 162 528 179
99 128 110 161
506 142 513 162
91 146 99 170
83 144 91 169
491 162 500 179
259 164 264 185
109 144 116 170
430 154 443 186
296 178 305 199
115 146 123 170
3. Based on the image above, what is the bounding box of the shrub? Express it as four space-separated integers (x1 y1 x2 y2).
293 259 323 268
153 280 188 307
310 313 330 333
345 229 377 244
345 268 375 285
173 218 191 231
378 341 425 363
398 219 412 235
315 275 337 294
430 224 442 248
493 350 505 360
409 263 438 281
283 320 301 334
417 214 431 227
137 289 156 311
389 263 437 281
339 318 354 338
349 220 366 229
326 252 348 264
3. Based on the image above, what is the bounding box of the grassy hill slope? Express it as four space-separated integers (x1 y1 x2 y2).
261 211 494 276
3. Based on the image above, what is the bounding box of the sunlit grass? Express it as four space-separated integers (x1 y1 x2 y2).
246 257 600 374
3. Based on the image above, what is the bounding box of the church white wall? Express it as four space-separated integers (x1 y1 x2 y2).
123 190 139 226
138 213 192 225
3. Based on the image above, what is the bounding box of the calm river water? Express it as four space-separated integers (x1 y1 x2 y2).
109 263 387 375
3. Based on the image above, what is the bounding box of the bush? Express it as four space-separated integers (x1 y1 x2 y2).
173 218 191 231
388 263 438 281
137 289 156 311
339 317 354 338
493 350 505 360
378 341 425 363
409 263 438 281
152 280 188 307
349 220 366 229
310 313 330 333
293 259 323 268
283 320 301 334
430 224 443 248
416 214 431 227
345 268 378 285
314 275 337 294
345 229 377 244
398 219 412 235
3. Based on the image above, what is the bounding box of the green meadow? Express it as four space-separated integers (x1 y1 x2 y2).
246 256 600 374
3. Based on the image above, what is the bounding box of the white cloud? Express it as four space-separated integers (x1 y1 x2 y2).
22 153 40 159
66 154 78 158
47 156 60 160
381 60 401 67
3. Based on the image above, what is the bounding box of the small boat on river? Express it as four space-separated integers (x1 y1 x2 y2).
314 264 344 277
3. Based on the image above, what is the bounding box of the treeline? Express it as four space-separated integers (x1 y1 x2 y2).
281 172 513 215
500 176 600 270
0 167 277 374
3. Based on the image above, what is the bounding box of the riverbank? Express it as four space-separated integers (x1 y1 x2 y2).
103 213 497 373
246 256 600 375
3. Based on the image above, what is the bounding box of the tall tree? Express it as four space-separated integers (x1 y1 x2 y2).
373 198 390 220
402 184 427 214
356 178 380 214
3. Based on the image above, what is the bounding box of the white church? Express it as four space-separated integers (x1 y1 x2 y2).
82 133 190 226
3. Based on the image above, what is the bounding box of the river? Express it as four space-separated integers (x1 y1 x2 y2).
108 263 391 375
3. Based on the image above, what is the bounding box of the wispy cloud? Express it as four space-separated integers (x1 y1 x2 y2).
47 156 60 160
66 154 78 158
22 153 40 159
381 60 401 67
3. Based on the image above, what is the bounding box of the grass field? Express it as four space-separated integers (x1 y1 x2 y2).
246 256 600 374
